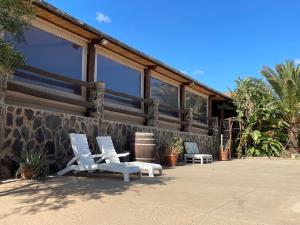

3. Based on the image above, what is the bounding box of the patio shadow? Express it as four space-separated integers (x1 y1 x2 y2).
0 173 174 217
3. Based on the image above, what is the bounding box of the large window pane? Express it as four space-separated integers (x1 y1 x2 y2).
96 55 142 107
5 26 83 95
186 91 208 124
151 78 179 117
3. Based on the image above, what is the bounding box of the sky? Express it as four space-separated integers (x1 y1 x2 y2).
46 0 300 93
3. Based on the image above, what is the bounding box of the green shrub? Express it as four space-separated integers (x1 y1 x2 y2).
246 130 283 157
17 149 47 179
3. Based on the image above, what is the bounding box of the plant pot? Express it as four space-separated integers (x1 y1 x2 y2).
164 154 178 167
20 167 34 180
219 150 229 161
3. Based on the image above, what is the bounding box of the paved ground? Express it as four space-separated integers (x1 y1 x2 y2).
1 159 300 225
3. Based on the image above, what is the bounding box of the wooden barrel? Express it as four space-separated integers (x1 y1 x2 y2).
130 132 156 163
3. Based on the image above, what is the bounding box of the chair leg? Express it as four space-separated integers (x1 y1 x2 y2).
124 173 130 182
201 157 203 164
159 169 163 176
148 168 154 177
184 156 187 164
57 166 72 176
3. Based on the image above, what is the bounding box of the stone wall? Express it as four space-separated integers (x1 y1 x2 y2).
0 104 218 179
0 105 99 178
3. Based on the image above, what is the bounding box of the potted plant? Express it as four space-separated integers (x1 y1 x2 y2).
164 137 184 167
219 134 229 161
16 149 47 180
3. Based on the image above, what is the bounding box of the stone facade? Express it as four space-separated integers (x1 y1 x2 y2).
0 74 8 104
89 82 105 120
0 104 218 179
146 99 159 127
0 105 99 178
183 108 193 132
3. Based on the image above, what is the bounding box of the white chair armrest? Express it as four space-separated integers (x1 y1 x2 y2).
117 152 130 158
96 157 105 164
95 153 114 164
92 154 103 158
66 157 79 167
96 152 130 164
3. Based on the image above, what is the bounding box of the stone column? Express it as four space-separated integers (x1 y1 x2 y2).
183 108 193 132
89 82 105 121
0 73 8 104
0 73 7 152
146 99 159 127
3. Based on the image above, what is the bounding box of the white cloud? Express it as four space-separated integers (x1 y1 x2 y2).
96 12 111 24
295 59 300 64
192 69 205 76
180 70 187 74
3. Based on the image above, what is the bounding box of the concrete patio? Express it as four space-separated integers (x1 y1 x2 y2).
0 159 300 225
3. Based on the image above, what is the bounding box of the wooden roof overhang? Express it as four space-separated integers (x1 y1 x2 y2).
33 1 231 102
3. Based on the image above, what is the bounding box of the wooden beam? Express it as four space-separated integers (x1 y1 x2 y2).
220 104 225 134
208 95 213 118
180 84 186 111
17 65 93 88
104 105 147 118
180 84 186 126
143 67 152 119
106 88 151 103
208 95 213 130
144 67 152 99
86 43 97 116
7 80 93 108
87 43 96 82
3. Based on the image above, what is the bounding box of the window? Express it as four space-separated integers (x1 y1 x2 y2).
5 26 84 95
185 91 208 124
151 78 179 116
96 54 142 107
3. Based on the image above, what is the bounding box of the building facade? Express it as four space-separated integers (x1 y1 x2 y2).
0 1 232 178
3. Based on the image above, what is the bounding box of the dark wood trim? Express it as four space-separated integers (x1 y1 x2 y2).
17 65 94 88
180 84 186 110
144 68 151 100
208 95 213 130
159 116 186 125
180 84 186 125
7 80 93 108
192 123 208 130
159 104 185 114
86 43 97 116
87 43 96 82
104 105 148 118
106 89 151 103
143 67 152 116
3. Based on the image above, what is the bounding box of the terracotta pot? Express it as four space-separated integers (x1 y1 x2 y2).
219 150 229 161
21 167 34 180
164 154 178 167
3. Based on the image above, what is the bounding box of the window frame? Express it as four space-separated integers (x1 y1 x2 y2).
185 87 209 124
95 46 145 99
28 18 88 84
150 70 180 109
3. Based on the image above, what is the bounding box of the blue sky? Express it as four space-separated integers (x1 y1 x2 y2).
46 0 300 92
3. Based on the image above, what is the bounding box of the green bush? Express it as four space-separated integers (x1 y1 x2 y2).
232 78 286 157
246 131 283 157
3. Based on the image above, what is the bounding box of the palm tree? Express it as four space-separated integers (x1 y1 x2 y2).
261 60 300 153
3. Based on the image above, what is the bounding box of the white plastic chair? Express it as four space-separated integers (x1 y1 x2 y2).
57 134 141 182
184 142 213 164
97 136 163 177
